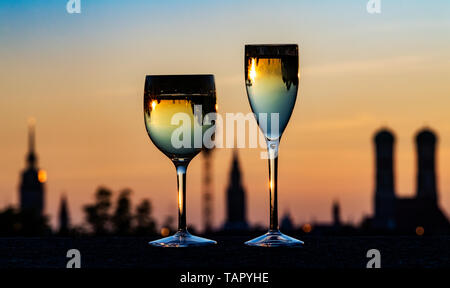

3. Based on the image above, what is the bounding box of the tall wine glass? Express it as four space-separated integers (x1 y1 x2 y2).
144 75 217 247
244 44 304 247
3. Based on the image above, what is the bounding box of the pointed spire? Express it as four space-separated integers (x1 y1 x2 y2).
26 118 37 167
232 149 240 167
28 117 35 152
224 149 248 230
333 199 341 227
59 194 70 234
231 149 241 183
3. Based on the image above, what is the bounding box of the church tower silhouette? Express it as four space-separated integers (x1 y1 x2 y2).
224 150 248 231
416 129 438 202
58 195 70 234
19 120 45 216
372 127 449 234
373 128 396 229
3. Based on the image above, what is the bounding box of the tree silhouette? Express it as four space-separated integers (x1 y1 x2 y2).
112 189 132 235
134 199 156 235
0 206 50 236
0 207 19 236
83 187 112 235
82 187 157 236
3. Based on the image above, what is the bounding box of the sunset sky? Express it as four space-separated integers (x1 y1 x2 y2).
1 0 450 230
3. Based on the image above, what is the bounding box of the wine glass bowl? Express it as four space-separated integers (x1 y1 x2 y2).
244 44 304 247
245 45 299 140
144 74 217 247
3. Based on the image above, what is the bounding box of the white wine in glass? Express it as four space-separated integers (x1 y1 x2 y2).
144 75 217 247
244 44 304 247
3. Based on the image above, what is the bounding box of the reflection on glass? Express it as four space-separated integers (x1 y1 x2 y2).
144 75 217 247
244 44 304 247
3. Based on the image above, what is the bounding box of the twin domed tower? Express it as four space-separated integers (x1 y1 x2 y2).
373 128 449 233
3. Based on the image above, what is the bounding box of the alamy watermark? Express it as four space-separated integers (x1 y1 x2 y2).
366 249 381 268
66 1 381 15
66 249 81 268
366 0 381 14
66 0 81 14
161 105 280 159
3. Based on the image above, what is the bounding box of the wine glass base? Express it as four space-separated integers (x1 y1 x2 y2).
149 230 217 247
245 230 304 247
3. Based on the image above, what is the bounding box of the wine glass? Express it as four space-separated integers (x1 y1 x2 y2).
244 44 304 247
144 75 217 247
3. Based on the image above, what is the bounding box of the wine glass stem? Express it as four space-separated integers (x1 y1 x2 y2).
176 164 188 232
267 139 279 231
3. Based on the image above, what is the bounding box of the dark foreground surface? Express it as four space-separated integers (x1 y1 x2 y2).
0 235 449 268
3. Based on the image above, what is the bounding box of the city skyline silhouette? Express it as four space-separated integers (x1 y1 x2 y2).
1 1 450 233
2 122 449 236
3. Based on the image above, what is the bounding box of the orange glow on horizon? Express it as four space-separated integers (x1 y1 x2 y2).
38 169 47 183
160 227 170 237
416 226 424 236
302 223 312 233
